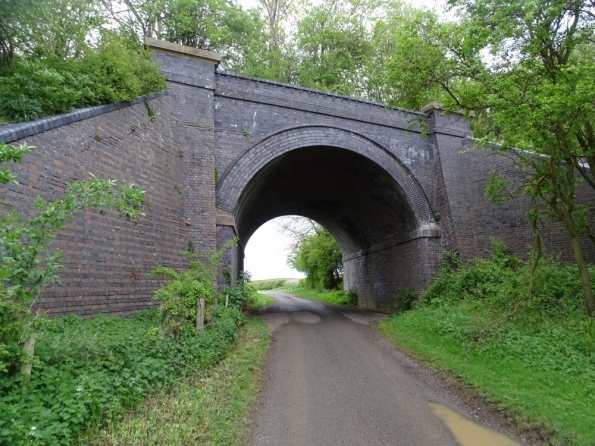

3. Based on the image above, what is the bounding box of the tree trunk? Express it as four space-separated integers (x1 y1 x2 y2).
567 223 595 317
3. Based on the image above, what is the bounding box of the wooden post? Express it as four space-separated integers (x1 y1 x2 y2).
225 294 229 307
196 298 205 330
20 337 36 385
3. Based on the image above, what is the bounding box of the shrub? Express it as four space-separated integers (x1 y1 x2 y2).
0 36 165 123
422 238 591 322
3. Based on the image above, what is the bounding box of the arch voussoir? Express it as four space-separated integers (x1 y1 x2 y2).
216 125 436 228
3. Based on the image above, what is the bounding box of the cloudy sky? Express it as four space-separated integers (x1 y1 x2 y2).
241 0 448 280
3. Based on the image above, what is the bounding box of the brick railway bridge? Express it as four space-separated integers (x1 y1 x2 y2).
0 38 588 315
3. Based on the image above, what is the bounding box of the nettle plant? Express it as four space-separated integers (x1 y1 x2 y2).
0 142 145 377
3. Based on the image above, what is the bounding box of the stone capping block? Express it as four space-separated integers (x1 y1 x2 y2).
0 91 166 144
145 37 221 65
216 210 236 227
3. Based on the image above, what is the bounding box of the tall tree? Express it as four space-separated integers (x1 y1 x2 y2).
293 0 376 95
258 0 293 52
391 0 595 315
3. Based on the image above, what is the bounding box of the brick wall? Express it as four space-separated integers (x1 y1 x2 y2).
0 94 189 316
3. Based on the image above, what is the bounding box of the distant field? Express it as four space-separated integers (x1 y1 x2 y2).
250 278 300 290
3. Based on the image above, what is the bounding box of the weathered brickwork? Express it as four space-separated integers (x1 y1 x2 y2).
0 95 189 316
1 38 592 315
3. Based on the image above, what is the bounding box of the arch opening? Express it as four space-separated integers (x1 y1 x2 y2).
235 146 418 258
217 127 442 311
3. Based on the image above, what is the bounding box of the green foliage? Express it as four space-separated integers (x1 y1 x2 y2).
0 36 166 123
81 316 269 445
148 240 236 336
248 293 275 309
0 142 145 376
423 239 589 322
221 271 258 309
290 287 355 306
0 142 32 185
288 225 343 290
381 242 595 444
0 307 244 445
393 288 418 313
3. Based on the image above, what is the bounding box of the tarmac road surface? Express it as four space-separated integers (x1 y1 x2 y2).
250 292 523 446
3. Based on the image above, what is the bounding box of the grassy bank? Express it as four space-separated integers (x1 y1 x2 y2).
80 316 270 445
289 287 355 305
379 245 595 446
250 293 276 309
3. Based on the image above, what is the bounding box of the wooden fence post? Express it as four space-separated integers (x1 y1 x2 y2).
225 294 229 307
196 298 205 330
20 337 36 385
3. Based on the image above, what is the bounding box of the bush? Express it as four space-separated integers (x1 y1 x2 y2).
222 272 258 308
0 36 165 123
0 307 244 445
422 239 591 322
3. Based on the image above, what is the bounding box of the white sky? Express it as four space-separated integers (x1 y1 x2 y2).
242 0 448 281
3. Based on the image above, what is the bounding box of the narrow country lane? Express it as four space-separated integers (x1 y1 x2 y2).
250 292 523 446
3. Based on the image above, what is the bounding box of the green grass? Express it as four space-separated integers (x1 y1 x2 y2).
249 292 276 309
380 304 595 446
288 287 354 305
80 316 271 445
250 278 301 290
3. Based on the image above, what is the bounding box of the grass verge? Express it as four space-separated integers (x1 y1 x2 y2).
378 242 595 446
249 293 276 309
379 308 595 445
80 316 271 445
288 287 354 305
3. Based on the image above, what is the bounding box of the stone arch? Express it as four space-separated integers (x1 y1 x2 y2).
217 125 436 230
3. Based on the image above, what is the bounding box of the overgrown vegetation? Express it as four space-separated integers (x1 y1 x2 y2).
0 142 145 378
79 316 270 445
0 307 244 445
380 240 595 445
0 35 165 123
0 141 259 444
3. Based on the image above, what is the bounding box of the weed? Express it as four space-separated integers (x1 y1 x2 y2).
241 126 250 137
144 95 156 122
0 308 244 445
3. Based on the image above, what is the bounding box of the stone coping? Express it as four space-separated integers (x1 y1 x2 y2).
145 37 221 64
0 92 165 144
